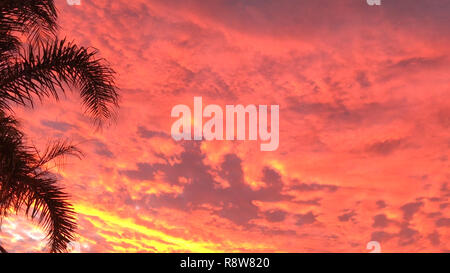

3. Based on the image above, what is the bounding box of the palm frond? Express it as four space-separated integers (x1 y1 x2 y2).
35 139 83 169
0 0 58 44
0 39 119 126
0 0 119 253
0 112 79 253
0 31 21 66
15 174 77 253
0 243 7 253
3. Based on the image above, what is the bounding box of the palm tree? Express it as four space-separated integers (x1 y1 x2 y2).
0 0 119 252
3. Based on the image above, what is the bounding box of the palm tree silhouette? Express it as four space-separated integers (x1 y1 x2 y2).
0 0 119 252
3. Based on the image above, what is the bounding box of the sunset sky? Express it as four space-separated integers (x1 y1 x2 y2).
0 0 449 252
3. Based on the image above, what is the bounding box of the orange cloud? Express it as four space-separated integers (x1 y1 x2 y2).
2 0 448 253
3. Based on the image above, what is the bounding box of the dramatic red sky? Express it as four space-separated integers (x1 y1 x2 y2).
1 0 449 252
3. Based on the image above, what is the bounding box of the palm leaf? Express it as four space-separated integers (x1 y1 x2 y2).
0 113 80 253
0 0 119 253
0 39 119 126
0 0 58 44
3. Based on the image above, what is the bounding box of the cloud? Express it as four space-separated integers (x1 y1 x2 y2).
137 126 170 139
264 209 287 223
290 180 338 193
371 231 394 243
398 225 419 246
295 212 317 226
435 218 450 228
121 143 291 226
93 140 114 158
120 163 156 181
41 120 76 132
400 202 423 221
287 96 408 128
338 210 356 222
376 200 387 209
366 139 405 156
355 70 371 88
5 0 449 252
428 231 440 246
372 214 390 228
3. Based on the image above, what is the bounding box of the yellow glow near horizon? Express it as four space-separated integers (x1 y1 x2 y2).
74 204 217 253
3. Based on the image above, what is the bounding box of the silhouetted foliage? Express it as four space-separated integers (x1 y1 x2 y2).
0 0 119 252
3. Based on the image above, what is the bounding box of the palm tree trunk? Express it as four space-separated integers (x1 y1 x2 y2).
0 244 7 253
